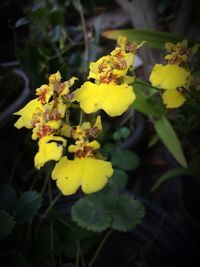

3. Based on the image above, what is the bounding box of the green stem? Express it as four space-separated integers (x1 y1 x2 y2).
87 229 112 267
40 168 51 197
79 110 83 125
48 180 54 265
9 146 29 185
78 0 89 66
75 241 80 267
134 79 161 91
77 241 86 267
34 192 62 240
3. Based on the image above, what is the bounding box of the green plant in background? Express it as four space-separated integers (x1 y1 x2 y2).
0 37 145 267
17 0 102 87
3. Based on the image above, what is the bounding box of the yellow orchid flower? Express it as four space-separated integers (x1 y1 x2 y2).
52 157 113 195
149 64 190 90
34 135 67 169
14 99 43 129
76 81 135 116
162 88 186 108
149 64 190 108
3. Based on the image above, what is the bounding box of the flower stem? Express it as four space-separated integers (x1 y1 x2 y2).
134 79 161 91
87 229 112 267
34 192 62 240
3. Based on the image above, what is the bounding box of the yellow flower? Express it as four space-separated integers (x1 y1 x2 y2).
149 64 190 90
14 99 43 129
149 64 190 109
76 81 135 116
32 120 61 140
52 157 113 195
36 84 53 104
68 140 100 156
34 135 67 169
49 71 62 84
88 53 134 83
162 89 186 108
59 77 78 97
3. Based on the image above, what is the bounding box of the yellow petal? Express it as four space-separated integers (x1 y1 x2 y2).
52 157 113 195
61 124 73 137
49 71 61 84
76 82 135 116
162 89 186 108
34 135 66 169
94 115 102 132
149 64 190 90
60 77 78 96
14 99 42 129
80 158 113 194
52 157 82 195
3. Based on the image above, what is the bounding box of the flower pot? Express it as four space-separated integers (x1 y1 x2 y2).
0 62 30 127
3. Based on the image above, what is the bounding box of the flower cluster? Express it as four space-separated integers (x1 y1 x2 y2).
149 40 199 108
14 37 139 195
76 36 139 116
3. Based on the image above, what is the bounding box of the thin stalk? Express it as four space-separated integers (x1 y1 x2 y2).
79 110 83 125
48 180 54 265
51 42 66 66
34 192 61 240
78 0 89 65
75 241 80 267
77 241 86 267
87 229 112 267
134 79 161 91
9 146 29 185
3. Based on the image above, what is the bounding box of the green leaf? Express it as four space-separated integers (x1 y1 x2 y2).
133 85 163 117
71 196 111 232
72 190 144 233
14 191 42 223
154 116 187 167
102 29 195 49
111 149 140 171
109 169 128 190
109 195 145 231
0 184 17 212
0 211 15 241
151 167 200 192
113 127 130 141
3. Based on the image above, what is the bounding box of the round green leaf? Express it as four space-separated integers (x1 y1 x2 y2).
71 196 111 232
14 191 42 223
111 149 140 171
110 195 145 231
0 211 15 241
109 169 128 190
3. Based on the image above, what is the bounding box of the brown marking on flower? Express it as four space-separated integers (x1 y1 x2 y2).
65 92 75 101
168 54 183 65
86 126 101 138
38 125 53 139
100 73 118 84
126 42 138 53
32 118 40 127
43 109 61 121
75 145 94 158
38 89 47 104
56 83 65 94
